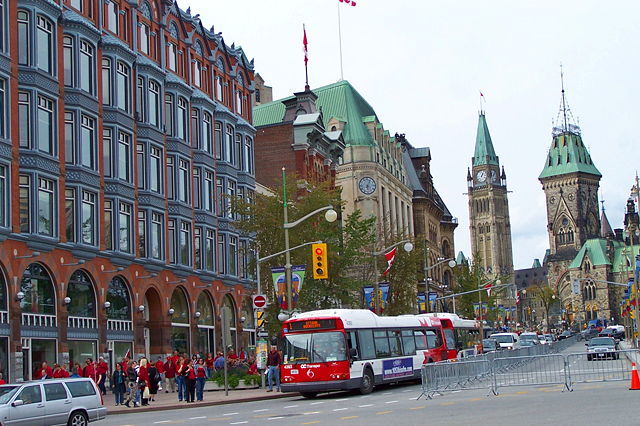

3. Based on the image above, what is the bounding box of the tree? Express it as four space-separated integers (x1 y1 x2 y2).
230 177 376 337
383 240 421 316
530 283 557 333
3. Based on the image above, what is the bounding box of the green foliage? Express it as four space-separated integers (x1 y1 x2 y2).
530 283 558 332
384 240 421 315
228 375 240 389
229 177 376 337
242 374 261 387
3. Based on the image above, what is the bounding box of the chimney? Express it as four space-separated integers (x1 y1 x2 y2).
614 228 624 241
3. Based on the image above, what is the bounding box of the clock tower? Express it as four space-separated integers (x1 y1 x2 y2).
467 112 514 280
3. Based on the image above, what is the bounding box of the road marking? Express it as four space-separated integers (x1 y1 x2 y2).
335 398 349 401
439 402 456 406
376 411 393 415
303 411 320 415
358 404 373 408
189 417 206 420
310 401 325 405
268 417 284 420
469 397 484 401
301 422 321 425
223 412 239 416
410 406 426 410
284 405 300 408
407 397 419 400
230 422 248 425
385 400 398 404
382 392 393 395
154 422 172 424
451 390 461 393
402 389 413 393
333 408 349 411
341 416 359 420
206 417 232 422
254 409 269 412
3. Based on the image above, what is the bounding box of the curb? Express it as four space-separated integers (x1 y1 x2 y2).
108 392 298 415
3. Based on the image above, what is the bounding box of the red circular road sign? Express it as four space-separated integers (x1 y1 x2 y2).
253 295 267 309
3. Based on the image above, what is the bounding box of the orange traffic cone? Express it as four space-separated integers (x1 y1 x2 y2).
630 362 640 390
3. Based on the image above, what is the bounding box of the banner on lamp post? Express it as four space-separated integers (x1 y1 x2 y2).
271 265 306 310
363 283 390 313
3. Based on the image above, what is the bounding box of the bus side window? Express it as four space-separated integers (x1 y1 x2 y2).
374 330 390 358
414 330 428 350
357 330 376 360
401 330 415 355
347 331 358 359
425 330 440 348
443 328 456 351
388 330 402 357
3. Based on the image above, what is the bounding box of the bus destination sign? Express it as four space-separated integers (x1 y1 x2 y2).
289 319 336 332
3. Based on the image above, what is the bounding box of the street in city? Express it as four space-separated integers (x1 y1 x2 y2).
102 341 638 426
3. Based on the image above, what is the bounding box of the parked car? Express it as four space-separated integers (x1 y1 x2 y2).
599 327 625 342
586 337 618 361
519 332 540 345
0 378 106 425
489 333 519 350
558 330 573 340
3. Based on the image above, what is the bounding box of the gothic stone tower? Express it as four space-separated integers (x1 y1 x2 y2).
539 89 601 292
467 113 514 281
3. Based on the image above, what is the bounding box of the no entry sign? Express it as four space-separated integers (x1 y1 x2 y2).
252 294 267 309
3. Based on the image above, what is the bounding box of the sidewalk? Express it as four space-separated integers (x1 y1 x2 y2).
107 387 295 415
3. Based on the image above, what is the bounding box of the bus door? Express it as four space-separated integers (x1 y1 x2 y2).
346 331 363 379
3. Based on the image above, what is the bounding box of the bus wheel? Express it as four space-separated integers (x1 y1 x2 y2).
359 369 374 395
300 392 318 399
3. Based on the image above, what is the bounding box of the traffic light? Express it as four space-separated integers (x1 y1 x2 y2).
312 243 328 279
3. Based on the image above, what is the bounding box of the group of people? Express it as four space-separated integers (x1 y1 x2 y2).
34 357 110 395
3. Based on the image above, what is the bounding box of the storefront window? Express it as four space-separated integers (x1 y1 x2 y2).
67 270 96 318
68 340 96 369
170 288 189 324
170 327 189 356
20 264 55 315
30 339 56 380
107 276 131 320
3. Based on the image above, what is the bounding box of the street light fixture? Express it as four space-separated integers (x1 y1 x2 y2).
371 239 414 314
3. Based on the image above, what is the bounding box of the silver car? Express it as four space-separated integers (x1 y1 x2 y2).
0 378 106 425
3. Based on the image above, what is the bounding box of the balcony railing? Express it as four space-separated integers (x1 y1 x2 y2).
107 319 133 331
22 313 56 327
68 316 97 329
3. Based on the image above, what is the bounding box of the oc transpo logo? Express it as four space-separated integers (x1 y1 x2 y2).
306 369 315 378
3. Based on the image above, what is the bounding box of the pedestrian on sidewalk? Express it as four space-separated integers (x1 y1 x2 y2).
97 357 109 395
111 363 126 406
138 358 150 406
266 346 281 392
148 361 159 402
183 359 196 403
195 358 206 401
214 352 225 371
155 357 165 391
164 356 176 393
71 362 83 378
205 352 215 378
83 358 96 383
123 361 139 408
175 357 186 401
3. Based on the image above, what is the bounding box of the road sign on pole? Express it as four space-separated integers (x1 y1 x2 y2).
252 294 267 309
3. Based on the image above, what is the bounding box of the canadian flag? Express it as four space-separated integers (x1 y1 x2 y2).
339 0 357 6
383 247 397 276
515 290 520 305
303 24 308 64
484 282 493 297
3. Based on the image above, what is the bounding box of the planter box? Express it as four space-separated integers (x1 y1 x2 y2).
204 379 260 391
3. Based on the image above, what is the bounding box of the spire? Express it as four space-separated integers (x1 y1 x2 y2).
473 113 499 167
553 64 580 137
600 200 614 238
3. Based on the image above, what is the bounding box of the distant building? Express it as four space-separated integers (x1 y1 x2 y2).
514 259 549 328
252 73 273 106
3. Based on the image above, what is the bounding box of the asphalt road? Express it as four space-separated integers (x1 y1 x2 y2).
102 340 638 426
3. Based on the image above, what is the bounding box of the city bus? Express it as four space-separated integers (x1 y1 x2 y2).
424 312 489 352
279 309 456 398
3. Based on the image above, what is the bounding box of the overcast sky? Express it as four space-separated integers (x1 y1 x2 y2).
187 0 640 269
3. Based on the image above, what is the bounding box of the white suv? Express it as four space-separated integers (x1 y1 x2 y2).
0 378 106 425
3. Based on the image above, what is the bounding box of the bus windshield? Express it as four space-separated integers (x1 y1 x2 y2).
283 331 348 364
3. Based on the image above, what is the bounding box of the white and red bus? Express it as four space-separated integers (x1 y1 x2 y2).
279 309 456 397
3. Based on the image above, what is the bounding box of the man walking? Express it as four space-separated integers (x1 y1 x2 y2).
266 346 281 392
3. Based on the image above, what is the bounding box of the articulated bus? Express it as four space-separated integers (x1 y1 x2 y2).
424 312 490 352
279 309 456 398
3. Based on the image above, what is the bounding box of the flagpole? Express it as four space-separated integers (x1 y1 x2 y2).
303 24 309 91
337 2 344 81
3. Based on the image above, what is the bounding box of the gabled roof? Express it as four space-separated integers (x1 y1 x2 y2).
532 258 542 268
601 208 614 237
253 80 379 146
473 113 499 166
539 132 601 179
456 251 468 265
569 239 610 268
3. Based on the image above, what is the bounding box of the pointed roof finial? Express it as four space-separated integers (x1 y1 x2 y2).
553 64 580 137
560 63 568 132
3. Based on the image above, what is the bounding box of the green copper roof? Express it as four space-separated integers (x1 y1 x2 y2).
473 113 499 166
569 239 610 269
253 80 378 146
456 251 468 265
539 132 601 179
532 259 542 268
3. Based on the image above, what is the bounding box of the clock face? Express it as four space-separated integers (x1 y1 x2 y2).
490 170 497 182
476 170 487 183
359 177 376 195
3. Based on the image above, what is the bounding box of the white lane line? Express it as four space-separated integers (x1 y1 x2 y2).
284 405 299 408
383 392 393 395
310 401 325 405
359 404 373 408
154 422 171 424
333 408 349 412
452 390 461 393
189 416 206 420
303 411 320 415
223 413 239 416
268 417 284 420
402 389 413 393
335 398 349 401
230 422 248 425
253 409 269 412
408 397 419 400
386 400 399 404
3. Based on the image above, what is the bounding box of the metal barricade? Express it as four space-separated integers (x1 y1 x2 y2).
420 359 493 399
493 354 568 393
566 349 635 389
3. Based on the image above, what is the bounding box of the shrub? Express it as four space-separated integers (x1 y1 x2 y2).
228 375 240 389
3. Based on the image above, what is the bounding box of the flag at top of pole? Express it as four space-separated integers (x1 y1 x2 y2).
383 247 397 276
303 24 309 90
339 0 357 5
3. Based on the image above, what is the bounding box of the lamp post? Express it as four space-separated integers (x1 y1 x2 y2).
422 246 456 313
477 279 500 350
281 167 337 315
371 240 414 315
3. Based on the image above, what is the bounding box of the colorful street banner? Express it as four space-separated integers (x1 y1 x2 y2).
256 339 268 370
417 293 427 313
271 265 306 310
428 292 438 311
363 283 390 312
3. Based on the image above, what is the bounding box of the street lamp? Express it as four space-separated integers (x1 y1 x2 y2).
422 246 456 313
282 166 337 315
371 240 413 314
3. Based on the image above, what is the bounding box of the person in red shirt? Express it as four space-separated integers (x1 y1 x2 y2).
183 360 196 403
35 361 53 380
138 358 150 406
169 350 180 365
96 357 108 395
83 359 96 382
120 357 130 372
154 356 165 392
52 363 63 378
195 359 206 401
60 364 70 378
247 357 258 376
204 353 215 378
164 357 176 393
0 372 6 385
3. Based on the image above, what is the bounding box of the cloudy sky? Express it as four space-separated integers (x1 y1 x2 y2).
188 0 640 269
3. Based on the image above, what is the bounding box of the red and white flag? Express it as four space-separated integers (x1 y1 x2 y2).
303 24 308 64
484 282 493 297
124 348 131 359
515 290 520 305
383 247 397 276
339 0 357 6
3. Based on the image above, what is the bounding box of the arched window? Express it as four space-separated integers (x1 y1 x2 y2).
170 288 190 355
196 292 215 355
21 263 55 315
107 276 131 321
67 270 96 318
221 295 236 352
0 271 7 312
